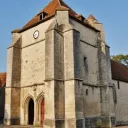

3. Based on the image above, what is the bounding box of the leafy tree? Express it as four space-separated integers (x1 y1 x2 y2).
111 54 128 66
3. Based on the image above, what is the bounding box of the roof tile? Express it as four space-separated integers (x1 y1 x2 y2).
22 0 77 31
15 0 99 32
0 72 6 88
111 60 128 82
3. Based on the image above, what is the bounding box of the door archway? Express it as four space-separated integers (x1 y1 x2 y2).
28 98 34 125
36 93 44 125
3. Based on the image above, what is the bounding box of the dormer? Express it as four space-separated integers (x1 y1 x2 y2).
76 14 86 22
38 11 48 21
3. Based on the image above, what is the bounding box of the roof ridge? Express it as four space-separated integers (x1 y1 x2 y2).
58 0 61 7
39 0 61 14
39 0 54 14
59 0 77 15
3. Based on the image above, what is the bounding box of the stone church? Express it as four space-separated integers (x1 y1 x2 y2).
4 0 128 128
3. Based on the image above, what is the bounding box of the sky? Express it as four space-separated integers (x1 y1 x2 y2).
0 0 128 72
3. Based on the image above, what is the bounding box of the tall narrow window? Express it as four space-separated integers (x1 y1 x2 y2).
117 81 120 89
0 90 1 96
39 14 43 21
84 56 88 72
86 89 88 96
113 84 117 104
84 57 87 66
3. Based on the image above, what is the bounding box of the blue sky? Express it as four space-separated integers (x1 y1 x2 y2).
0 0 128 72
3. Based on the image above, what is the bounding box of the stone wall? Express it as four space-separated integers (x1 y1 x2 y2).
112 80 128 126
21 18 54 86
109 86 116 118
70 18 101 114
70 18 103 128
80 42 99 84
21 19 54 47
21 40 45 87
70 17 113 127
70 18 100 84
83 86 101 117
5 35 21 125
20 18 55 126
70 19 98 46
5 6 115 127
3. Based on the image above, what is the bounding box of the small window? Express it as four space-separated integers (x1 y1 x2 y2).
84 57 87 66
84 56 88 72
86 89 88 96
39 12 48 21
117 81 120 89
39 14 43 20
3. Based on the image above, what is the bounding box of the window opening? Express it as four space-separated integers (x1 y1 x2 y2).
86 89 88 96
84 56 88 72
39 12 48 21
117 81 120 89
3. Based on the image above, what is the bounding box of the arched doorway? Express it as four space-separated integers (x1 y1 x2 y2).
41 99 44 125
36 93 44 125
28 98 34 125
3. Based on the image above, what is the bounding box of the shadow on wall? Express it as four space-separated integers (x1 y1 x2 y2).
4 109 9 124
0 85 5 124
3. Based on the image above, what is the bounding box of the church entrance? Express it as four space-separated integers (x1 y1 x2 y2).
28 98 34 125
41 99 44 125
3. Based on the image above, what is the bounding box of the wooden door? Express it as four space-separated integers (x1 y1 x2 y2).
41 99 44 125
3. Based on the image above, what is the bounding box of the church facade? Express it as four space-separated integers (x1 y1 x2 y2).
4 0 128 128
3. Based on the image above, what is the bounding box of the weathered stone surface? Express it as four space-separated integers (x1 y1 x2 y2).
55 120 64 128
55 81 65 119
76 119 84 128
4 2 116 128
112 80 128 126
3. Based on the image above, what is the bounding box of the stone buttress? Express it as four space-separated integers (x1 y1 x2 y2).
44 8 83 128
88 17 114 127
4 33 21 125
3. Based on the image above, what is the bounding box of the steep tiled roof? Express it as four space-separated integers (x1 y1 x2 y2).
111 60 128 82
14 0 99 33
0 72 6 88
21 0 77 31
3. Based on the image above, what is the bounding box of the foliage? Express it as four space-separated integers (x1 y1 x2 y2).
111 54 128 66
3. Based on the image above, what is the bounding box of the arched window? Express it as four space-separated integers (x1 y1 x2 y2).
28 99 34 125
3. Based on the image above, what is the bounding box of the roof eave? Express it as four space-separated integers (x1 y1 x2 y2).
18 14 55 33
70 15 100 32
18 14 99 33
112 78 128 83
